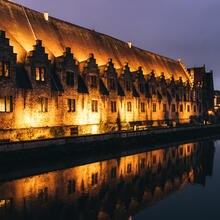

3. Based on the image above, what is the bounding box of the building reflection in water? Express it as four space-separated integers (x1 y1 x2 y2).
0 141 215 220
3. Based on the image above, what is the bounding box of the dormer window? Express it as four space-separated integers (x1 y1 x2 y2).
0 61 10 78
90 75 97 88
109 78 115 90
66 71 74 87
36 67 45 81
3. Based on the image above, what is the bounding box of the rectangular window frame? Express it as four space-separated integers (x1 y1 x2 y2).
92 100 98 112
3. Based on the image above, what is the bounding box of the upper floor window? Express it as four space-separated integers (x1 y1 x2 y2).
180 104 183 112
92 100 98 112
153 103 156 112
36 67 45 82
126 81 131 91
172 104 175 112
40 97 48 112
187 105 190 112
0 96 13 112
0 61 10 78
91 173 98 186
66 72 74 87
163 104 166 112
111 101 117 112
90 75 97 88
141 102 145 112
67 99 75 112
127 102 132 112
139 83 144 93
109 78 115 90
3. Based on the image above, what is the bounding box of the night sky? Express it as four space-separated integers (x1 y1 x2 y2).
15 0 220 89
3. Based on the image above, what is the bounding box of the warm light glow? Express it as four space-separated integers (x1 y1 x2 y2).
91 125 98 134
208 110 214 115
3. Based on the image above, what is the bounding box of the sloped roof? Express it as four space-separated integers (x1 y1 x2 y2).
0 0 190 82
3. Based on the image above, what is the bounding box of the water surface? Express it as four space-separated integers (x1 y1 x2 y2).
0 139 218 220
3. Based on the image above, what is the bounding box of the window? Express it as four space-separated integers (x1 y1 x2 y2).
163 104 166 112
152 87 156 94
187 105 190 112
111 167 117 179
36 67 45 81
0 61 10 77
127 163 132 173
67 179 76 194
92 100 98 112
91 75 97 88
194 105 196 112
67 99 75 112
127 102 132 112
66 71 74 86
126 81 131 91
140 158 145 169
199 104 201 113
187 145 190 153
141 103 145 112
153 103 156 112
111 101 117 112
153 155 156 164
109 78 115 90
0 96 13 112
180 104 183 112
40 97 48 112
91 173 98 185
172 104 175 112
139 83 144 93
180 148 183 156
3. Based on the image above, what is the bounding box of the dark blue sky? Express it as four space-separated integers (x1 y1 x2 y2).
15 0 220 89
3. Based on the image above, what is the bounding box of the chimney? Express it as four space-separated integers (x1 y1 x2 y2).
44 12 49 21
128 41 132 48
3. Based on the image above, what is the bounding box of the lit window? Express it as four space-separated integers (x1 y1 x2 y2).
66 72 74 86
127 102 132 112
172 104 175 112
141 102 145 112
163 104 166 112
91 75 97 88
36 67 46 81
0 61 10 77
0 96 13 112
91 173 98 185
92 100 98 112
153 103 156 112
111 101 117 112
127 163 132 173
67 99 75 112
40 97 48 112
187 105 190 112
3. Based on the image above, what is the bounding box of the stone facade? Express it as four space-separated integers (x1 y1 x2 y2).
0 30 204 141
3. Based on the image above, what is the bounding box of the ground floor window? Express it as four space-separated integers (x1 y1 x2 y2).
187 105 190 112
111 101 117 112
40 97 48 112
163 104 166 112
127 102 132 112
0 96 13 112
67 99 75 112
180 104 183 112
92 100 98 112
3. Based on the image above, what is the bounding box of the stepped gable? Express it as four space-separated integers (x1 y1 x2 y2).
0 0 190 82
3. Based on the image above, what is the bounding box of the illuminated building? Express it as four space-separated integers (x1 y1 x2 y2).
0 0 212 141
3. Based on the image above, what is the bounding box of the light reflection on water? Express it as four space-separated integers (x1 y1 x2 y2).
0 140 216 220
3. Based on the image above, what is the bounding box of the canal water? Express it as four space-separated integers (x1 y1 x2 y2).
0 139 219 220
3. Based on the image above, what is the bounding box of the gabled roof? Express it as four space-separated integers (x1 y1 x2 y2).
0 0 190 82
